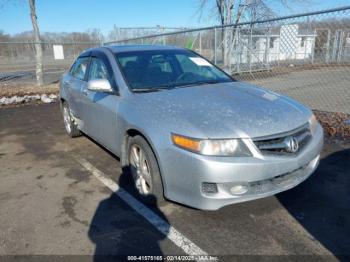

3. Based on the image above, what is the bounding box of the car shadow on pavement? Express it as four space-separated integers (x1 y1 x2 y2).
277 148 350 257
88 167 169 262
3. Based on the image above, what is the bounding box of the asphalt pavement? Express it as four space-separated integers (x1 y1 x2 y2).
0 103 349 261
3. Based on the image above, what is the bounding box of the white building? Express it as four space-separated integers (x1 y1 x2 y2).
230 24 316 67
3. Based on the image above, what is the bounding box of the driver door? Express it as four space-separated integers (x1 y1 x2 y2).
80 52 119 153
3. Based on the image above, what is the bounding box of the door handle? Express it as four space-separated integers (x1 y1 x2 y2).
63 80 70 85
82 89 89 95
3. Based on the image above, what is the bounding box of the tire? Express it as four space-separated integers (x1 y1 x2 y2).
62 102 81 138
127 135 165 205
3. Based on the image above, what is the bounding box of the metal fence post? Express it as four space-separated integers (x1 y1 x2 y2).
326 29 331 63
236 27 240 74
73 42 76 59
214 27 217 64
338 30 345 62
311 29 316 64
249 24 253 74
265 28 270 70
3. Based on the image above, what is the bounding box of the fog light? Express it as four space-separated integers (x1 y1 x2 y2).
202 182 218 194
230 185 248 195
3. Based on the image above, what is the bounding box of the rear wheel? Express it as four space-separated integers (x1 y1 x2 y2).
62 102 81 138
127 135 164 205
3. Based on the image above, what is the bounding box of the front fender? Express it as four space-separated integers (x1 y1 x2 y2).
117 103 171 196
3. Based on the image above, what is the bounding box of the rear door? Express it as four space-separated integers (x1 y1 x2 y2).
65 55 90 125
80 51 119 152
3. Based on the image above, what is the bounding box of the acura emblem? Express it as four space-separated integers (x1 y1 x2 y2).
285 136 299 153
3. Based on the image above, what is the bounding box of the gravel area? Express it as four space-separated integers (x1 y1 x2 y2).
0 83 59 107
0 83 58 97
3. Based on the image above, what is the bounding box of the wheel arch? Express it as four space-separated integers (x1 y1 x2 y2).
60 97 65 107
123 128 167 197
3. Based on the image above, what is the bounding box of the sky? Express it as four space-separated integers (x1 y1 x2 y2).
0 0 349 36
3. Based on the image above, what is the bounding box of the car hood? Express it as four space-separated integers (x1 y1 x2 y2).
129 81 312 139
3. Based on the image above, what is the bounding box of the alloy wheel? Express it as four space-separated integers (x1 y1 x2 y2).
63 105 72 134
129 144 153 195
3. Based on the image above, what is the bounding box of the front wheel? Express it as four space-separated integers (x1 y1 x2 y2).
62 102 81 138
127 135 164 205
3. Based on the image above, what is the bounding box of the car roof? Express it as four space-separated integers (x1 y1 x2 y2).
103 44 185 54
77 45 187 59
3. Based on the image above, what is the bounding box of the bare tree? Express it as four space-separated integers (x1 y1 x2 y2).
198 0 291 26
29 0 43 86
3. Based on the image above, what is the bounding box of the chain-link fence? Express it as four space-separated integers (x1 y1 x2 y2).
108 6 350 114
0 41 99 86
0 7 349 114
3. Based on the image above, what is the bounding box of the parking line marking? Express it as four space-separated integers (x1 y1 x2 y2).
76 157 207 256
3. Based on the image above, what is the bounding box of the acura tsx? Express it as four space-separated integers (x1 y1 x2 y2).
59 45 323 210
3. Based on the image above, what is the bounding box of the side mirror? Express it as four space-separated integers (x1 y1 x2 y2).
87 79 113 93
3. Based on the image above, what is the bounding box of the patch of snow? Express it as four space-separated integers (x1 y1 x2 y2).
40 94 53 103
0 93 58 105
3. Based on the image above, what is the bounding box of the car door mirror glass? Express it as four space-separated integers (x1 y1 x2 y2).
87 79 113 93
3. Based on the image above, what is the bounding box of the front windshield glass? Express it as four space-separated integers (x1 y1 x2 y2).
115 49 234 91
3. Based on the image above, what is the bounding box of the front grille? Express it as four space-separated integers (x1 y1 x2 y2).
253 124 311 155
249 163 309 195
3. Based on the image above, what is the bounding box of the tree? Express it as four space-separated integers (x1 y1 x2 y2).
29 0 43 86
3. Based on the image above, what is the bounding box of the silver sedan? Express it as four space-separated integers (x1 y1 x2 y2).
60 45 323 210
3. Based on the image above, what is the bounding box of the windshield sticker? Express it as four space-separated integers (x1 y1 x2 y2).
189 57 213 66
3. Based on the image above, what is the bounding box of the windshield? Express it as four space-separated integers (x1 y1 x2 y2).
115 49 234 91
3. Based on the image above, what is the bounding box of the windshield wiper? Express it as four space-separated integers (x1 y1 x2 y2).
132 86 173 93
132 80 232 93
173 80 225 89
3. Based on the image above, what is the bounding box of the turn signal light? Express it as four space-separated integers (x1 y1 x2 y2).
172 134 200 152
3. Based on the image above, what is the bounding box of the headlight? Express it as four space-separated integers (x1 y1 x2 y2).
171 134 252 156
309 113 318 135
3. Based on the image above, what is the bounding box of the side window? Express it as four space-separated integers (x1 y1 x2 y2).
71 57 89 80
88 58 109 81
69 61 76 74
118 56 137 67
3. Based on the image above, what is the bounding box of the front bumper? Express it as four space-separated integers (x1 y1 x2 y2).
160 123 324 210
